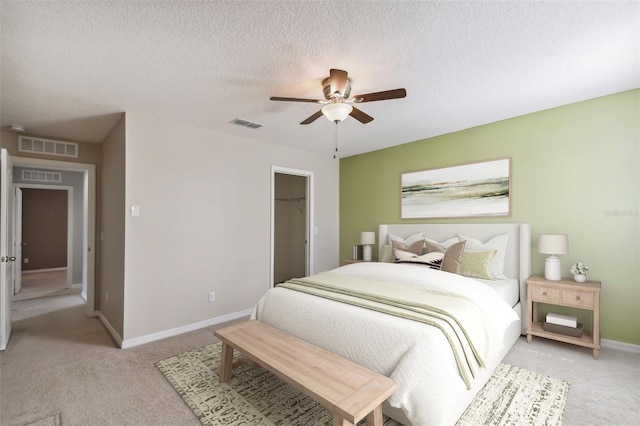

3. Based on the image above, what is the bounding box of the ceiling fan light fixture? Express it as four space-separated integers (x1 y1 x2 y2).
321 103 353 122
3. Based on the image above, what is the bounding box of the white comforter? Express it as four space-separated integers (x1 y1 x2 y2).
252 262 520 426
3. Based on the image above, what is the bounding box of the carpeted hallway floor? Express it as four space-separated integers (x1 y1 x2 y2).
1 294 638 426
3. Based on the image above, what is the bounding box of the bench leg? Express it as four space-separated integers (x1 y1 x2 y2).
332 417 354 426
365 405 383 426
219 342 234 382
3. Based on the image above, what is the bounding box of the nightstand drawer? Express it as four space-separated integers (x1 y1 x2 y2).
562 289 594 308
531 286 561 303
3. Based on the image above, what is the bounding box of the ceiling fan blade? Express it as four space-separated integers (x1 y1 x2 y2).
270 96 322 103
349 106 374 124
351 88 406 103
329 69 348 95
300 110 324 125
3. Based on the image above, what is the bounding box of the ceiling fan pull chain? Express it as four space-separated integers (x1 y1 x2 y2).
333 121 339 159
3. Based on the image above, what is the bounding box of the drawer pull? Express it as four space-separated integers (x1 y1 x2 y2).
542 291 547 296
576 296 581 301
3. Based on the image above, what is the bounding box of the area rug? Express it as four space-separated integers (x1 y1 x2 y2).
156 342 568 426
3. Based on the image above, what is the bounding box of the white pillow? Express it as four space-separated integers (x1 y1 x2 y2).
388 232 423 246
379 244 395 263
425 237 459 251
458 233 509 279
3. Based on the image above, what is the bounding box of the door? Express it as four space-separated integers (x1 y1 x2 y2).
1 149 15 350
13 187 22 295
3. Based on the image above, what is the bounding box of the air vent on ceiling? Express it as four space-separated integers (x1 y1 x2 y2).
230 118 263 129
18 136 78 158
21 169 62 183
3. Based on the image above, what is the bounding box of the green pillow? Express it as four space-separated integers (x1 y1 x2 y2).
460 249 497 280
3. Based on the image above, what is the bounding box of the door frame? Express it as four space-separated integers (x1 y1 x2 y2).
11 156 96 316
270 166 314 288
1 149 15 350
13 187 22 295
15 184 75 291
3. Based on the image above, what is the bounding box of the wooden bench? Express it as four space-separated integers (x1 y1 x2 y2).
214 320 397 426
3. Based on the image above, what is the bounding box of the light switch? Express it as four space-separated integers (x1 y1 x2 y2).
131 205 140 216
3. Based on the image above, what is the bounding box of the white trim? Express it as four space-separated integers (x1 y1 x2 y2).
270 166 314 288
120 308 253 349
16 184 74 289
601 338 640 354
97 310 123 348
12 156 96 317
22 267 68 274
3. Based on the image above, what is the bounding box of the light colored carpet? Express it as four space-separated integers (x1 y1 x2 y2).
2 294 638 426
13 270 76 302
156 342 568 426
21 412 61 426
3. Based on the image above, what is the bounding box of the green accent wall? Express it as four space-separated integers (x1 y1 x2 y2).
340 89 640 345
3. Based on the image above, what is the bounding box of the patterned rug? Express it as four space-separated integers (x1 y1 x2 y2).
156 342 568 426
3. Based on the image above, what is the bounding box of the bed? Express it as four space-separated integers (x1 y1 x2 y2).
252 223 531 425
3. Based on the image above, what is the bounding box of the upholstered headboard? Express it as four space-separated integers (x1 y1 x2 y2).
379 223 531 334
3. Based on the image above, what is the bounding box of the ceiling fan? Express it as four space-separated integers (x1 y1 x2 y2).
270 69 406 125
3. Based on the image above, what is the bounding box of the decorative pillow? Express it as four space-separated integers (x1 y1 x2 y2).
388 232 424 247
391 239 425 256
458 233 509 279
379 244 395 263
460 249 497 280
394 250 444 269
440 240 466 274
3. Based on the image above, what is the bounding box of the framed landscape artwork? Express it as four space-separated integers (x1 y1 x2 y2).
401 158 511 219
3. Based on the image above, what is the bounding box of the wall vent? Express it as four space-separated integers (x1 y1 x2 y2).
230 118 264 129
21 169 63 183
18 136 78 158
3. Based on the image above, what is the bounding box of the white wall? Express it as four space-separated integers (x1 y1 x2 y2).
122 113 339 341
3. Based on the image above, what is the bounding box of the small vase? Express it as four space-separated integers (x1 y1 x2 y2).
573 274 587 283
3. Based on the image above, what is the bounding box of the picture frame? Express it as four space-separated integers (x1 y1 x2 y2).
401 158 511 219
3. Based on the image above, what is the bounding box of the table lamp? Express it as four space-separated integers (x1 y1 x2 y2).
360 231 376 261
538 234 569 281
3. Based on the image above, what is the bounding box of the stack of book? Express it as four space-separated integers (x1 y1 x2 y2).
543 313 583 337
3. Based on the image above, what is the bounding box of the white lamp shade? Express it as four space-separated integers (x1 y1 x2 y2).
360 231 376 245
538 234 569 255
322 103 353 122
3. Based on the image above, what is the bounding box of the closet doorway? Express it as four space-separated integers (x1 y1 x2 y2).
271 167 314 287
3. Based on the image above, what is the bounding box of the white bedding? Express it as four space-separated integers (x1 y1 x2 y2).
475 277 520 307
252 262 521 425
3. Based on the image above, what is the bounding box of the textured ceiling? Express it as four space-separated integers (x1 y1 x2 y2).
1 1 638 158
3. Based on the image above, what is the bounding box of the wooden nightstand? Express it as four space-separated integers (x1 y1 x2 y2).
526 275 601 359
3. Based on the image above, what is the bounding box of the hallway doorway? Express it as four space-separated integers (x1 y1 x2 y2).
10 157 96 316
13 185 77 301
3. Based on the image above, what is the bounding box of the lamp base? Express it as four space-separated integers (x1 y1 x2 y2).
544 255 562 281
363 245 372 262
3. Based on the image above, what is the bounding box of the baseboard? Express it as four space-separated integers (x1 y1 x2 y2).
120 308 253 349
22 267 67 274
602 338 640 354
96 311 124 348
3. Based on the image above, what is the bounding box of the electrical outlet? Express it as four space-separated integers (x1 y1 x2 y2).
208 291 215 302
24 257 29 264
